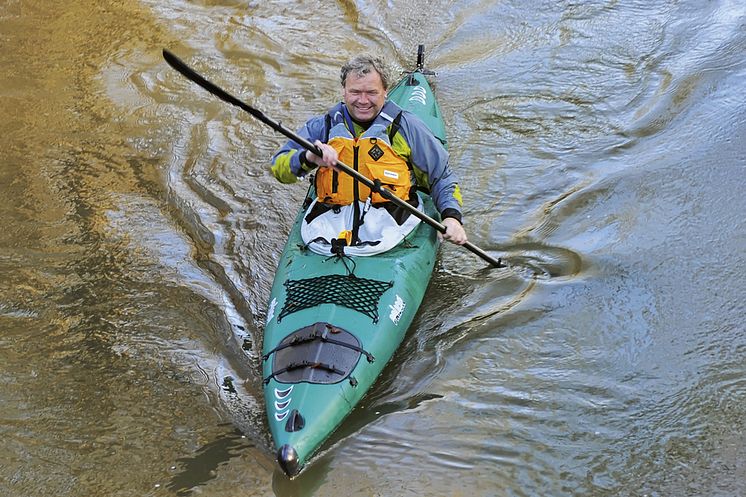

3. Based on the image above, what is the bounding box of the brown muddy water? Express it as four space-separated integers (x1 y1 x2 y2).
1 1 744 496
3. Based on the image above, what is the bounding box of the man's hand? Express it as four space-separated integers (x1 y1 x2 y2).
305 140 339 169
440 217 468 245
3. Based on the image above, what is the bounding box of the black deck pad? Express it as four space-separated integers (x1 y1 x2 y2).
270 322 363 384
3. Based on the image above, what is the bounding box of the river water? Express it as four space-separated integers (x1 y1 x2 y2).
1 0 744 496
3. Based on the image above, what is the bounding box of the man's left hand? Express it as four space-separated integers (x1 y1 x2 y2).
440 217 468 245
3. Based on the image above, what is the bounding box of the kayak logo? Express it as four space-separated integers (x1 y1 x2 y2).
266 298 277 325
274 386 293 421
409 86 427 105
389 295 406 324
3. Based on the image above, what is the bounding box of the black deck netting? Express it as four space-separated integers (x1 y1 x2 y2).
278 274 393 323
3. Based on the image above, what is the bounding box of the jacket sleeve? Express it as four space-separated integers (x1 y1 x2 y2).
399 113 464 223
270 114 327 183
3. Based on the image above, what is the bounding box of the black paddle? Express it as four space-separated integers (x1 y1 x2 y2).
162 49 504 268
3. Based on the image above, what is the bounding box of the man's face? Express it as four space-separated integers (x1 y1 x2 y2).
343 71 387 123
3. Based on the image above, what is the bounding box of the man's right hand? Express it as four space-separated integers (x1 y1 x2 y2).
306 140 338 169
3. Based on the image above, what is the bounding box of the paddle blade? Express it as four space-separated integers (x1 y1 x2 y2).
162 49 263 120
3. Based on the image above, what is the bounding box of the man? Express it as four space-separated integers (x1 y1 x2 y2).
271 54 467 255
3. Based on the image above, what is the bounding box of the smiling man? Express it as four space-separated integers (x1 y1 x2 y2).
270 53 467 254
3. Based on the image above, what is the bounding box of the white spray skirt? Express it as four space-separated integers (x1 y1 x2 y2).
300 194 423 256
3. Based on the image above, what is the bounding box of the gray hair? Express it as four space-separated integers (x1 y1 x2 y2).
340 54 391 90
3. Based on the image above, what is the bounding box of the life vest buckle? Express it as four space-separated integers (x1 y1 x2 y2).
330 230 353 255
337 230 353 246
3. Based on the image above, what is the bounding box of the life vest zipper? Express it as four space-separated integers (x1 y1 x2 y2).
351 144 361 245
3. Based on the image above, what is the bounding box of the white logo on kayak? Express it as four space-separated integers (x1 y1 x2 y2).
389 295 406 324
409 86 427 105
274 386 293 421
266 298 277 325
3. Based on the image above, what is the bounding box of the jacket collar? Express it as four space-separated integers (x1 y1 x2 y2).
330 101 402 133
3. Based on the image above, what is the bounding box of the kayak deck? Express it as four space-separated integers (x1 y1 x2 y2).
262 190 439 475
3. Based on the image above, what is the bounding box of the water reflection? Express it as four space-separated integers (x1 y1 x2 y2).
167 427 252 495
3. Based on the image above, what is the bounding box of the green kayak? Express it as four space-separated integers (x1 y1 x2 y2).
262 47 447 477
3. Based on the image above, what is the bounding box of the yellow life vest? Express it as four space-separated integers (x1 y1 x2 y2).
315 108 413 205
315 136 412 205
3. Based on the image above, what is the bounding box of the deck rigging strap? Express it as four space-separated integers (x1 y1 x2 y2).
263 361 345 385
263 325 375 363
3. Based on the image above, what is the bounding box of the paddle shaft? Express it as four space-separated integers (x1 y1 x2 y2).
162 49 503 268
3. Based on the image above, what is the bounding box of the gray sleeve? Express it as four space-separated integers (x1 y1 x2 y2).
271 114 327 177
400 113 464 221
